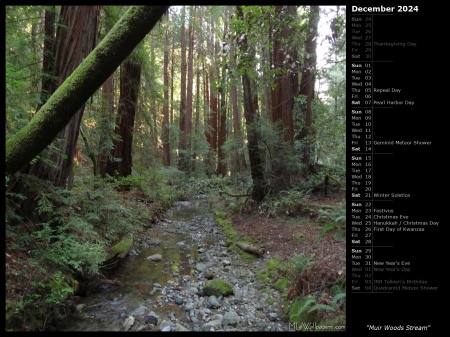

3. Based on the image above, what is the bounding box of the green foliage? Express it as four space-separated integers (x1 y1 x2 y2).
5 172 171 330
289 296 322 325
262 189 312 217
274 278 288 291
5 6 45 137
287 290 346 329
317 201 346 242
138 167 180 207
32 221 107 274
109 166 183 208
293 232 307 244
287 253 315 275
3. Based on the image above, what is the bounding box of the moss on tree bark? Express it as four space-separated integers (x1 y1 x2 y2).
6 6 169 175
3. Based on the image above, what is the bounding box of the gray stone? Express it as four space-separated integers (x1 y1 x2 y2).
160 320 171 331
267 312 278 321
129 305 147 317
195 262 207 272
208 295 221 309
211 314 224 321
175 296 184 305
223 311 240 327
147 254 162 262
174 323 190 331
204 271 214 280
189 287 199 295
201 319 223 331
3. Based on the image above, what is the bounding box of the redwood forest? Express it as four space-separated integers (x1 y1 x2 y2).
5 6 346 331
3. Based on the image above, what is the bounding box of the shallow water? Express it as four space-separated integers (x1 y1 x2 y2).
60 197 214 331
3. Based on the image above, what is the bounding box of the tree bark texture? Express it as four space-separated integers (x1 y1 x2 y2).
106 58 141 178
178 7 187 171
37 6 56 111
185 8 195 172
299 6 319 176
6 6 170 175
26 6 101 189
236 6 267 203
163 26 170 166
271 5 296 144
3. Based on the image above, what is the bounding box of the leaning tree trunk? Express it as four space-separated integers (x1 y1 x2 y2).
9 6 101 219
27 6 101 190
6 6 170 176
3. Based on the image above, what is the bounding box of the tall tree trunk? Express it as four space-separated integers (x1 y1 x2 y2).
6 6 170 177
206 20 218 175
150 33 158 150
217 71 227 176
230 33 247 172
170 28 175 125
299 5 319 176
28 6 101 189
99 73 115 177
271 6 296 144
178 7 187 171
217 14 229 177
106 57 141 178
184 6 195 172
98 7 117 178
236 6 266 203
204 64 210 145
37 6 56 112
163 24 170 166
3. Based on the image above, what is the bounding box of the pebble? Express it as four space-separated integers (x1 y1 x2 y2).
59 197 291 332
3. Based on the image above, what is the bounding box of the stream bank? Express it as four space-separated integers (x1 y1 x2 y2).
59 195 292 331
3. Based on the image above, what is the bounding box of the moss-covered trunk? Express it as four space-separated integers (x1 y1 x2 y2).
5 6 169 176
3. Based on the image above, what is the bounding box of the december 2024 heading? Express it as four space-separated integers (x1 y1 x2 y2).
352 6 419 13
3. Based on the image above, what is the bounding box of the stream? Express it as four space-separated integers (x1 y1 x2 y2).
59 195 291 331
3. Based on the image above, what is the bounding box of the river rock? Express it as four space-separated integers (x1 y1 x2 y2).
144 315 158 325
204 270 214 280
147 254 162 262
208 295 221 308
203 279 234 297
129 305 147 317
195 262 207 272
122 316 135 331
174 323 190 331
75 304 86 312
222 311 240 328
159 320 171 331
201 319 223 331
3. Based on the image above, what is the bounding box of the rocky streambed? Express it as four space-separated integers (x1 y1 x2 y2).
60 195 292 332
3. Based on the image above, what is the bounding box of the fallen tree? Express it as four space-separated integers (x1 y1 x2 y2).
235 241 265 257
6 6 169 176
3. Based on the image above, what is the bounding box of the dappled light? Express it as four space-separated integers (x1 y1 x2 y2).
6 5 345 332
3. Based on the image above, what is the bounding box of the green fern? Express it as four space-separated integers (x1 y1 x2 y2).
290 298 316 322
332 292 346 306
318 222 337 242
308 303 336 313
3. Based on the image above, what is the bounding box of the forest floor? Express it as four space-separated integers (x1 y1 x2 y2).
227 191 346 299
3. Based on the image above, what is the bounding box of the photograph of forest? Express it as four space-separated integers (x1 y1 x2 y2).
5 6 346 331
